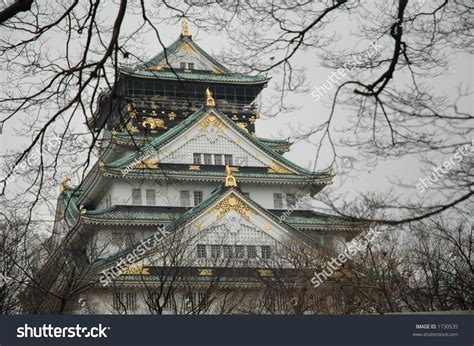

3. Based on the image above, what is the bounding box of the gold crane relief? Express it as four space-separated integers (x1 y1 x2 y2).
142 117 166 129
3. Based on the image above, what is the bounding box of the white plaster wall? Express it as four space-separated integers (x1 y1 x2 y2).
89 228 160 260
159 126 266 167
77 288 257 315
95 180 313 210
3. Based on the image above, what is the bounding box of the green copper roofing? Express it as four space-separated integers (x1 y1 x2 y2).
121 70 269 84
57 187 83 225
106 106 332 179
83 204 356 227
256 137 291 146
108 130 290 151
101 164 330 185
121 35 268 84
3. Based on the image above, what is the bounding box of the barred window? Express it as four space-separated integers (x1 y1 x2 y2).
113 291 137 311
132 189 142 205
223 245 233 258
197 244 207 258
224 154 233 165
148 291 159 306
183 292 195 310
146 189 156 205
193 153 201 164
247 245 257 259
273 193 283 209
193 191 203 206
188 62 194 70
180 191 190 207
286 194 296 207
164 296 176 311
126 292 137 311
235 245 245 258
180 62 186 69
261 245 271 259
203 154 212 165
113 292 122 310
211 245 221 258
214 154 222 165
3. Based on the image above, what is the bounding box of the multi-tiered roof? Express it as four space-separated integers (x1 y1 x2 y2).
89 20 269 137
56 21 362 276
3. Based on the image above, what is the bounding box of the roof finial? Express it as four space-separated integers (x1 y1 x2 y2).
206 87 215 107
181 18 190 37
60 176 71 194
225 165 237 187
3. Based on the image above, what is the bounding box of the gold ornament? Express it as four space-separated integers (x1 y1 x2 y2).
198 114 225 132
198 268 213 276
120 265 150 275
135 157 159 169
225 165 237 187
206 88 215 107
237 122 249 132
181 18 190 37
60 176 71 194
267 161 292 174
125 122 139 133
257 269 273 277
177 42 193 52
142 117 165 129
211 67 222 74
210 194 253 221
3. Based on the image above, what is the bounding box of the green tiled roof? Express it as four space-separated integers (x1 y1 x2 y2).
121 35 268 85
108 130 290 151
256 137 290 146
83 205 185 223
58 188 83 224
269 209 357 226
102 163 330 184
121 69 269 84
83 204 356 227
106 106 332 180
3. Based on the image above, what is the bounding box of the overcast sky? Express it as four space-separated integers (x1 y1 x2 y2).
0 1 472 222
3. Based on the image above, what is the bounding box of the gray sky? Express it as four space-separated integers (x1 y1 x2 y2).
0 1 472 223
